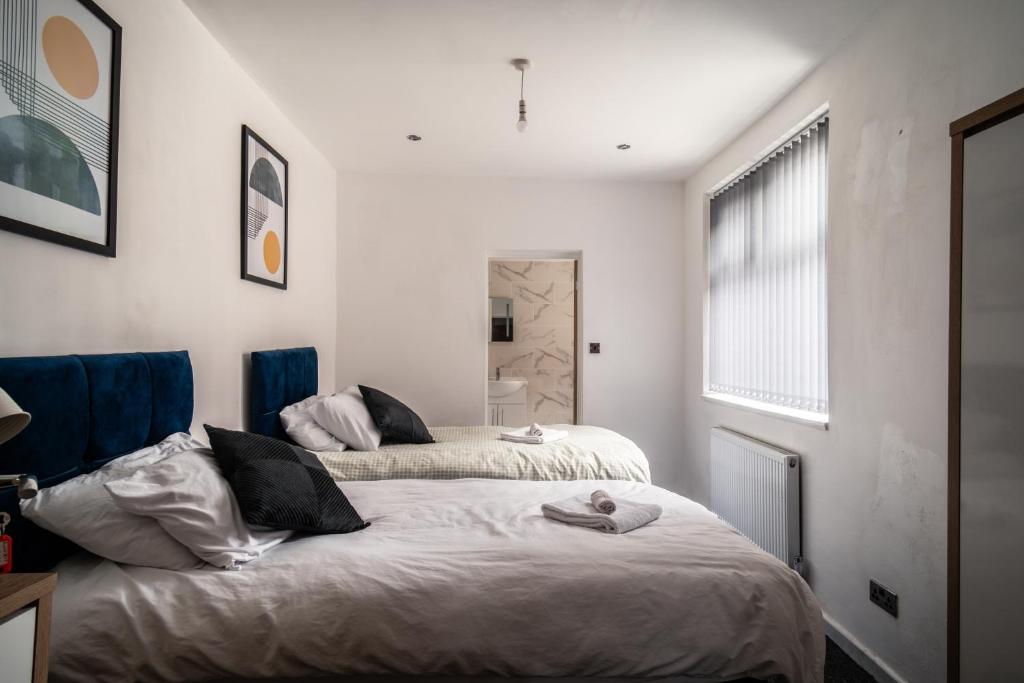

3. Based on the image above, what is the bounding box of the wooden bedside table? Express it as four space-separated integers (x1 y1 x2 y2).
0 573 57 683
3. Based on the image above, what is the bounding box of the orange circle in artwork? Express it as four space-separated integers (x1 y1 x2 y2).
42 16 100 100
263 230 282 275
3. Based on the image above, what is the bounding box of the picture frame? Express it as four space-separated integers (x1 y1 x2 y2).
240 125 288 289
0 0 122 257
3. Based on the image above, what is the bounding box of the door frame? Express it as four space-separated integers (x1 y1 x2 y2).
948 86 1024 683
485 250 582 426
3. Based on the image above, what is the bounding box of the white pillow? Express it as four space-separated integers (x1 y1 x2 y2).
20 432 206 570
105 449 292 570
280 395 347 451
309 385 382 451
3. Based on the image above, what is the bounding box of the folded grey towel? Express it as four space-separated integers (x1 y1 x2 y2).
590 489 616 514
541 495 662 534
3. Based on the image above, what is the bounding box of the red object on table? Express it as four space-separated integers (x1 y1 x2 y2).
0 534 12 573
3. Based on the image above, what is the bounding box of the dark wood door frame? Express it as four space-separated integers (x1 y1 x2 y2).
948 85 1024 683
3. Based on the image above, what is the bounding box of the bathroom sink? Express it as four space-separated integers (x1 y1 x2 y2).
488 378 527 398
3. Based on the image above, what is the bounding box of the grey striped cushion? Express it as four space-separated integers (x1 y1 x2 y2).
205 425 368 534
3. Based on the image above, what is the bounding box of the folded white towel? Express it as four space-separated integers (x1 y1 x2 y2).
541 495 662 534
528 422 543 436
500 426 568 444
590 489 616 514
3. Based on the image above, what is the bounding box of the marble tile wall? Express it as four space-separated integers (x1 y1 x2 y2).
488 260 576 424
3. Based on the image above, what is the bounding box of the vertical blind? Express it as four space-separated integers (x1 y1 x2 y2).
708 115 829 415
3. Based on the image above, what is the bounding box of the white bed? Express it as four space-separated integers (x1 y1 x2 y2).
50 478 824 683
314 425 651 483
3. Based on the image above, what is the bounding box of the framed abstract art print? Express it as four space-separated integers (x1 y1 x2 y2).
0 0 122 256
241 125 288 289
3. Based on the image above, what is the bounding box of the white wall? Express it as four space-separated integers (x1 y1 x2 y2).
0 0 338 434
336 174 687 487
678 1 1024 681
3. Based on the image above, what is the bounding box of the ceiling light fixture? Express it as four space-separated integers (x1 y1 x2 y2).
617 144 631 150
407 134 422 141
512 58 530 133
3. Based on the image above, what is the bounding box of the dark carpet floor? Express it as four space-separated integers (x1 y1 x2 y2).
734 637 876 683
824 637 876 683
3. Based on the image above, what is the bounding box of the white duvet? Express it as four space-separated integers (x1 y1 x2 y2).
50 479 824 683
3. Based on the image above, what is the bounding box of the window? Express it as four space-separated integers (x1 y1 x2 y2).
707 115 829 422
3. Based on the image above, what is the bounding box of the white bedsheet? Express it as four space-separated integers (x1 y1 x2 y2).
314 425 652 483
50 479 824 683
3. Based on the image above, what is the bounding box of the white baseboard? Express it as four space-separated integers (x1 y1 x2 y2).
823 611 908 683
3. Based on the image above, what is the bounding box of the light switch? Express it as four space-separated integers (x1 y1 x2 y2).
589 342 601 354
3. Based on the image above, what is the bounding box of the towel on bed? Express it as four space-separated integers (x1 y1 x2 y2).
590 489 616 514
541 495 662 534
500 425 568 444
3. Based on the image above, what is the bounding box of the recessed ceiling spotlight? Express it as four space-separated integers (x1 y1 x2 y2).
407 134 422 141
616 143 631 150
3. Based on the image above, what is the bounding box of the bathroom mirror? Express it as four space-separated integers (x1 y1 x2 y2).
490 297 514 342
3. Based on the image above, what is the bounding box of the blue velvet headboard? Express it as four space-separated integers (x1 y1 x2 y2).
0 351 194 571
249 347 318 439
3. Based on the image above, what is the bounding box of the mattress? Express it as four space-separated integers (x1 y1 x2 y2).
50 479 823 683
314 425 651 483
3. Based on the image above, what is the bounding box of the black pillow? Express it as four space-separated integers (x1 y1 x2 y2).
358 385 434 445
204 425 369 534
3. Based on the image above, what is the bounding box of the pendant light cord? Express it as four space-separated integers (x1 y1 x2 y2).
520 69 525 99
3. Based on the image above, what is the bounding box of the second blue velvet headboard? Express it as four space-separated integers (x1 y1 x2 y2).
249 347 318 440
0 350 194 571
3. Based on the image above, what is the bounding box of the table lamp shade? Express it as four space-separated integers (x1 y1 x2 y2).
0 387 31 445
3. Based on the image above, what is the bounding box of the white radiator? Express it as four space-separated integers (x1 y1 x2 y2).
710 427 802 572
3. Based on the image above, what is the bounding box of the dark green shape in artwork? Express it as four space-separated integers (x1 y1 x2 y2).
249 157 283 206
0 115 101 215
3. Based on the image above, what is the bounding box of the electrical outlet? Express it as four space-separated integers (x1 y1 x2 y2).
589 342 601 354
869 579 898 618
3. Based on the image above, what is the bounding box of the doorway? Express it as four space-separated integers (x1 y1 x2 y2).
948 86 1024 683
487 257 578 427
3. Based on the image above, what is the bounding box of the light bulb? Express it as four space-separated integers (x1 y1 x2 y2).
517 98 527 133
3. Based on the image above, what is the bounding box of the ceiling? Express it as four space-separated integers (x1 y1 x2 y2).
186 0 881 181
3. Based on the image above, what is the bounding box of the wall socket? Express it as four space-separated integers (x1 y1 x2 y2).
869 579 898 618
